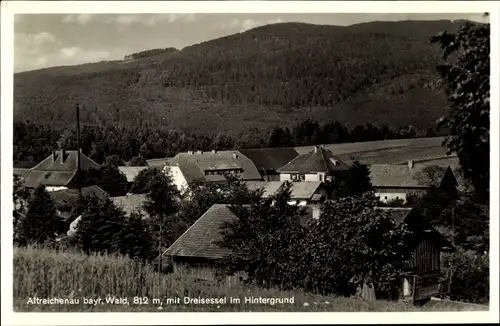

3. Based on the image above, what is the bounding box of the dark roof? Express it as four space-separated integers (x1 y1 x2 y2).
277 146 351 173
369 164 448 188
168 150 262 185
375 206 454 252
23 150 101 188
239 148 299 171
50 186 110 207
164 203 319 260
163 204 236 260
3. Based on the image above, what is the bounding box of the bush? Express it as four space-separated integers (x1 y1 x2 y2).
442 249 489 304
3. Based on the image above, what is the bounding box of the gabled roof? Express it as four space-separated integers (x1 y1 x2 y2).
289 181 324 200
168 150 262 185
31 150 100 171
111 194 149 217
244 181 285 198
163 204 236 260
239 148 299 171
146 158 172 169
50 185 110 208
118 166 148 182
277 146 351 173
369 164 447 188
164 203 318 260
23 150 101 188
243 181 325 201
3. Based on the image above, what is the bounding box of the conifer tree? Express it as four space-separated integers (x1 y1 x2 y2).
16 185 61 246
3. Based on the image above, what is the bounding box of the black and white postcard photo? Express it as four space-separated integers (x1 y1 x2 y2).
1 1 499 325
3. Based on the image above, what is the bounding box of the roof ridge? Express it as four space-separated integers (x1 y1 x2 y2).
319 146 330 172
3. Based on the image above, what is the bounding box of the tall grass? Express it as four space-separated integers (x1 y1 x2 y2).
13 246 488 312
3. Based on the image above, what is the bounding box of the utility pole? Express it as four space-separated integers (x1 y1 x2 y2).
76 103 82 212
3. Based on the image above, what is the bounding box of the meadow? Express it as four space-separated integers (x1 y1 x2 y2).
13 246 487 312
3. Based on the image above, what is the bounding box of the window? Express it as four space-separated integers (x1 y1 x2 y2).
319 174 323 182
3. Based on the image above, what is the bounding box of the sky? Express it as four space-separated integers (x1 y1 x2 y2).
14 13 489 73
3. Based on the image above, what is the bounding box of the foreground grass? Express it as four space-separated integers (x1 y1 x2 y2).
13 246 488 312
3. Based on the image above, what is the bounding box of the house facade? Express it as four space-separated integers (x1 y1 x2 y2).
22 149 101 192
369 161 458 203
163 150 262 192
276 145 351 183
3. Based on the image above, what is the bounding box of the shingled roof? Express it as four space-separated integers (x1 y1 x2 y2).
244 181 325 201
369 164 447 188
163 204 236 260
239 148 299 171
168 150 262 185
23 150 100 188
277 146 351 173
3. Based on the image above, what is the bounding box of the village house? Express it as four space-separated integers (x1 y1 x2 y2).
111 194 149 217
238 148 299 181
376 207 454 302
163 203 453 301
21 149 101 192
163 150 262 192
244 180 328 218
369 161 458 203
276 145 352 183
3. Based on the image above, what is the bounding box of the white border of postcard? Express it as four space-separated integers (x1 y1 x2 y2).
1 1 499 325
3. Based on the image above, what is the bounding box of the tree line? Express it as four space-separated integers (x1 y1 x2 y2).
14 119 435 167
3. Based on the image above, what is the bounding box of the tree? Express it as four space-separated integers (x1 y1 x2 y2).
73 195 155 261
13 175 30 238
129 167 161 194
103 155 125 167
129 155 148 166
302 192 413 297
97 165 128 197
143 172 181 262
431 20 490 201
218 182 309 289
15 185 63 246
56 129 75 150
267 126 285 147
329 161 373 198
74 195 128 254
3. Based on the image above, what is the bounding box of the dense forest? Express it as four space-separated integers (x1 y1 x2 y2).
13 20 467 137
13 119 437 166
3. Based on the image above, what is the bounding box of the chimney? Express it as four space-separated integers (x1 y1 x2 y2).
52 151 56 163
196 150 203 155
59 148 66 164
187 151 194 155
232 153 238 159
211 149 216 154
314 146 319 153
408 160 414 169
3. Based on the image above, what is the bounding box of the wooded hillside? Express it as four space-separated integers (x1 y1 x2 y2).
14 20 467 135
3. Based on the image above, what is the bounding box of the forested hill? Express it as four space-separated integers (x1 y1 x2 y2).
14 20 467 136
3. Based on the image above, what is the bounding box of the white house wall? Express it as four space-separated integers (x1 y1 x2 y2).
164 166 189 193
45 186 68 192
375 192 408 203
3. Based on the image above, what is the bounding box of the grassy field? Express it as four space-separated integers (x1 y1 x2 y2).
13 246 488 312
